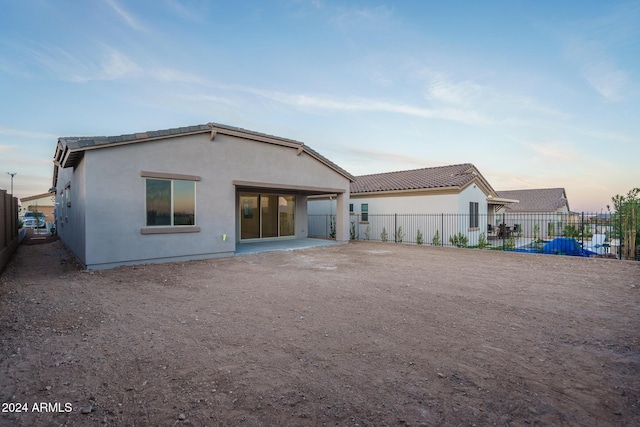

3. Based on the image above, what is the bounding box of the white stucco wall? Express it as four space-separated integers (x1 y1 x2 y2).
308 183 494 246
351 193 459 215
58 132 350 269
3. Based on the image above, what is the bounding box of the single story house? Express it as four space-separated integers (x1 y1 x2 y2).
20 190 56 225
309 163 517 245
52 122 354 269
495 188 571 238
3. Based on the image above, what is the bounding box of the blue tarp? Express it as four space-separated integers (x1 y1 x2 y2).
514 237 597 257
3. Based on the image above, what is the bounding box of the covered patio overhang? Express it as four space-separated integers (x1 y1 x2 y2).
487 195 519 212
233 180 350 244
232 180 347 196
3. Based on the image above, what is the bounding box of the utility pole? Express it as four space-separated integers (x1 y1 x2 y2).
6 172 17 194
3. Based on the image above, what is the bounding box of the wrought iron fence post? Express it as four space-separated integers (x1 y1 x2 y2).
394 213 397 243
619 212 623 260
581 212 584 254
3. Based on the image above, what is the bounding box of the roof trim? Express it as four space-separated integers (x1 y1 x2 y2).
233 180 347 195
350 186 461 198
53 122 355 184
487 196 519 205
20 190 56 202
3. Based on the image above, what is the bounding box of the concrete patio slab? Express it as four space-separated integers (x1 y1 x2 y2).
235 238 343 255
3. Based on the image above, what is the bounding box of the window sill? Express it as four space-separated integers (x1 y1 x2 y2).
140 226 200 235
359 221 369 224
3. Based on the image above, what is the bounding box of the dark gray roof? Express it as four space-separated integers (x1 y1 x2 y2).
59 124 211 150
496 188 569 212
55 122 354 181
351 163 493 194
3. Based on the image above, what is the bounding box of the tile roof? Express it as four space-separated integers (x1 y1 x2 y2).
351 163 490 194
496 188 568 212
54 122 354 181
58 124 211 151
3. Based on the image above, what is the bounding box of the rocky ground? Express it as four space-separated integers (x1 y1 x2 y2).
1 236 639 426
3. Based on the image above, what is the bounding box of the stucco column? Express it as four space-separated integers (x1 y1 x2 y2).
296 195 308 238
335 192 349 243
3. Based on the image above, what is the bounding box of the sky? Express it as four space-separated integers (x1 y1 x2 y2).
1 0 639 212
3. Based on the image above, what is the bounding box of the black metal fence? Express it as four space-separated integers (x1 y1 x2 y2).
309 211 639 260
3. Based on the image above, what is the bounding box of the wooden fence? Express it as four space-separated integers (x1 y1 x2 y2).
0 189 19 273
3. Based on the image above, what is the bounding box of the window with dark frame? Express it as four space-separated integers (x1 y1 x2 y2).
469 201 479 229
146 178 196 226
361 203 369 222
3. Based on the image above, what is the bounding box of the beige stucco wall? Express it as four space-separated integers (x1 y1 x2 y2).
21 193 55 223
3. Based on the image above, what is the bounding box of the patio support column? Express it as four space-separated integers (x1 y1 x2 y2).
296 195 308 238
335 191 349 243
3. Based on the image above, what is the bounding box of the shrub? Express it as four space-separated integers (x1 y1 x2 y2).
364 225 371 240
478 232 487 249
416 229 423 245
432 230 441 246
395 226 404 243
449 232 468 248
329 215 336 238
380 227 388 242
505 234 516 250
562 225 579 238
350 221 356 240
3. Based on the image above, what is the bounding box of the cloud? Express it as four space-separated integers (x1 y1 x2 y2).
344 148 443 169
231 86 492 125
581 57 629 102
523 142 579 163
0 126 57 140
560 2 639 102
0 144 19 154
564 37 629 102
149 68 206 84
70 48 142 83
422 71 570 120
164 0 205 23
106 0 146 31
425 73 483 107
331 5 393 28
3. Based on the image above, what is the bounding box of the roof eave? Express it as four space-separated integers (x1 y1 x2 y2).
351 186 462 197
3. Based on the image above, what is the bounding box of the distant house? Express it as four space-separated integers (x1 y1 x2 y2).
20 191 56 225
496 188 571 238
52 122 353 269
309 163 517 245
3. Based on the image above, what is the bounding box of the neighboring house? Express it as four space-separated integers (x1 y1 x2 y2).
309 163 517 245
20 191 56 225
52 122 353 269
496 188 570 238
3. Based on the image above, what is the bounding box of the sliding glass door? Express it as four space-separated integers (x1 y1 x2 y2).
240 194 260 239
239 193 295 240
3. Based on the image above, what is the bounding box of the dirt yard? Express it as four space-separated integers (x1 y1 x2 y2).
1 238 639 426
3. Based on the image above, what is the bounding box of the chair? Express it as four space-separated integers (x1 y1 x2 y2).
499 224 512 239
